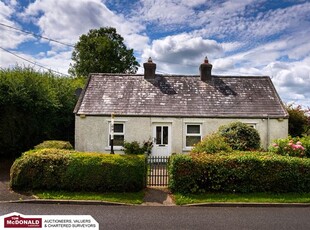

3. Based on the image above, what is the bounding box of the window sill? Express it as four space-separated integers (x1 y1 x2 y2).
182 148 193 152
105 146 123 151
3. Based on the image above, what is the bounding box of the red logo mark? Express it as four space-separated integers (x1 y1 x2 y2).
4 215 42 228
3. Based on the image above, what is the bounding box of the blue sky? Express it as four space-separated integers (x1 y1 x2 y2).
0 0 310 108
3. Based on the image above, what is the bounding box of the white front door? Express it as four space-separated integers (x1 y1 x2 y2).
152 123 172 156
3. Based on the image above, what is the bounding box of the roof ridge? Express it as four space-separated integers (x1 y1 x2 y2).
89 73 271 79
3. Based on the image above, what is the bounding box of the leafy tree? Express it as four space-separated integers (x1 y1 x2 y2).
286 104 310 137
69 27 139 76
0 67 85 158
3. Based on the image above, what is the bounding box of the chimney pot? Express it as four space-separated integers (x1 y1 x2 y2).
204 56 209 63
144 57 156 79
200 57 212 81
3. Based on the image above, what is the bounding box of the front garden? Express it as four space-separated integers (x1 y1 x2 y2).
9 122 310 204
10 146 146 193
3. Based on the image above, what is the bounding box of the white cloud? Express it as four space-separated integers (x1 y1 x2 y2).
0 2 33 49
0 1 12 17
135 0 197 25
250 2 310 38
141 33 223 74
221 42 243 52
1 0 150 75
192 0 310 49
0 47 71 76
213 58 235 73
37 51 72 75
262 56 310 107
0 49 22 68
20 0 148 51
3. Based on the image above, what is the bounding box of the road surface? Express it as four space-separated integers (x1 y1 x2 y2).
1 203 309 230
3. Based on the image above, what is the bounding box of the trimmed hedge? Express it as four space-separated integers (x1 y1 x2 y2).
169 152 310 194
34 140 73 150
10 149 146 192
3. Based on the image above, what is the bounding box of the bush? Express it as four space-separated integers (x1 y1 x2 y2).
0 67 85 158
286 104 310 137
270 136 310 158
34 140 73 150
122 140 152 155
10 149 146 192
301 136 310 157
10 149 71 190
219 122 261 151
191 132 232 154
169 152 310 194
168 154 198 193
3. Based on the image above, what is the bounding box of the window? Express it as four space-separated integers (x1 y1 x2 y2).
186 124 201 147
109 123 125 146
245 123 256 129
156 126 169 145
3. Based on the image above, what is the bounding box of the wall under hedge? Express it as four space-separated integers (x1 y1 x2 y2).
10 149 146 192
169 152 310 194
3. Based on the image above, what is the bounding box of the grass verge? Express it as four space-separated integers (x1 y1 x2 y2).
34 190 145 205
174 193 310 205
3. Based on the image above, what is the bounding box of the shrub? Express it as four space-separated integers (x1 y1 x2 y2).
34 140 73 150
286 104 310 137
300 136 310 158
10 149 146 192
191 132 232 154
270 136 310 158
10 149 71 190
0 67 85 158
122 140 152 155
168 154 198 194
169 152 310 194
219 122 261 150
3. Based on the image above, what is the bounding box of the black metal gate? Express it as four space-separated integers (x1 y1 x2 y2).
147 156 169 186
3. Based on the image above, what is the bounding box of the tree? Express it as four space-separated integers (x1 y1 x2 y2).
286 104 310 137
0 67 85 158
69 27 139 76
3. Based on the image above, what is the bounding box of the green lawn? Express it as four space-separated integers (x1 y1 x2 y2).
35 190 310 206
35 190 145 205
173 192 310 205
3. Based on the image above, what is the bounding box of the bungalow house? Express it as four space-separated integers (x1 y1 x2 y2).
74 57 288 156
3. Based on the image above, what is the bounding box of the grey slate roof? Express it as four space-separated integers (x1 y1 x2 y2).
74 74 288 118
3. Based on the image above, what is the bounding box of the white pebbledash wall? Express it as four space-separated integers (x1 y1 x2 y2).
75 115 288 154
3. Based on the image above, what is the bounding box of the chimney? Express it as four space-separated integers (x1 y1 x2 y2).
143 57 156 79
199 56 213 81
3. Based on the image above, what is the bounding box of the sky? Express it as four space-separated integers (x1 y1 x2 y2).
0 0 310 108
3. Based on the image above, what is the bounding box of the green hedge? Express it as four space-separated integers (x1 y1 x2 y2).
34 140 73 150
191 132 232 154
169 152 310 194
10 149 146 192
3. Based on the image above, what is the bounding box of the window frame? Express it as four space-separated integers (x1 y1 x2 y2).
185 123 202 148
108 122 125 148
155 125 169 146
245 122 257 129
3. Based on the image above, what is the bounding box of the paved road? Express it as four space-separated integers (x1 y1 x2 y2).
1 203 310 230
